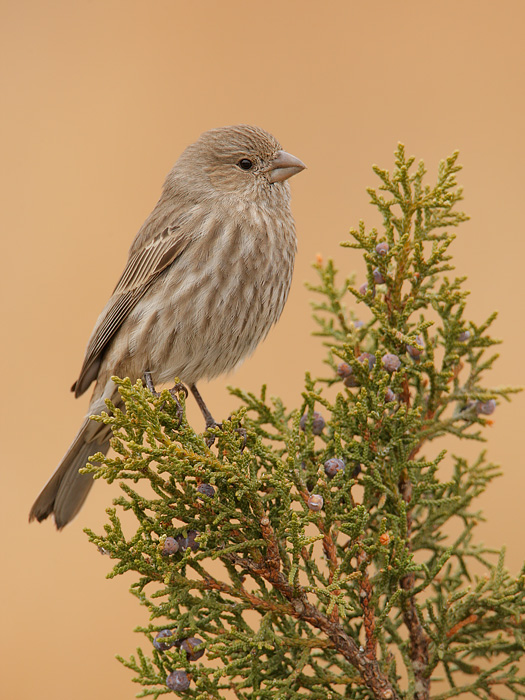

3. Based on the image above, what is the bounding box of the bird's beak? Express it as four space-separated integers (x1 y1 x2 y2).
267 150 306 183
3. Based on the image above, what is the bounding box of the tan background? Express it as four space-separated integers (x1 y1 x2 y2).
2 1 524 697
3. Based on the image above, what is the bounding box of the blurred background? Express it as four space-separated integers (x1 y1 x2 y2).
2 1 524 697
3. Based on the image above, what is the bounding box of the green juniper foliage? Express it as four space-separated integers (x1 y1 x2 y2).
84 145 524 700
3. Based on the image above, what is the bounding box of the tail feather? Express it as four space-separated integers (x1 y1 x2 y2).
29 417 111 529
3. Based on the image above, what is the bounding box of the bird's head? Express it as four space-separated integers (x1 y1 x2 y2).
171 125 306 202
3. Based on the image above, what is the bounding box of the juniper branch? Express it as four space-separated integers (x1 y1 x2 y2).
84 145 523 700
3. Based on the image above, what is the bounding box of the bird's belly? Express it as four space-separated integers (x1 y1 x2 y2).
117 254 293 387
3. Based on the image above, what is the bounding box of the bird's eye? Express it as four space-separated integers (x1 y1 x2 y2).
238 158 253 171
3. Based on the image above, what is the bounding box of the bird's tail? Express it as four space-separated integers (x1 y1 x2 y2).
29 416 111 529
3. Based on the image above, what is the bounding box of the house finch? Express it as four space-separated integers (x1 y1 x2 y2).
30 125 305 529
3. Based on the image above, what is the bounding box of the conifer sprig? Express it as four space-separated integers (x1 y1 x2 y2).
84 146 524 700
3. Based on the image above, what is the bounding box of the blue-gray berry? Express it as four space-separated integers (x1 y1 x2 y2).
337 362 352 379
359 283 375 298
358 352 376 370
406 335 424 360
384 388 396 403
154 629 177 651
382 353 401 372
166 670 190 692
161 537 180 556
459 330 471 342
308 494 324 511
196 483 216 499
177 531 200 551
476 399 496 415
344 374 360 387
300 411 325 435
180 637 205 661
372 268 384 284
324 458 345 478
375 242 389 256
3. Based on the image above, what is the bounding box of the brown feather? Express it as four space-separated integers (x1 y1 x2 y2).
73 224 190 396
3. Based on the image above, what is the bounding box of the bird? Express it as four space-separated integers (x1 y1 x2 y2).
29 124 306 529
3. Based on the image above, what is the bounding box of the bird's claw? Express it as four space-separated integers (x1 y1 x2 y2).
143 370 160 397
144 372 187 425
169 382 189 399
168 383 188 425
235 427 248 451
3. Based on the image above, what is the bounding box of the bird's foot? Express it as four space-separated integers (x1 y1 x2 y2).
232 425 248 450
204 418 221 447
143 370 160 396
143 371 187 424
189 384 246 449
168 383 188 424
204 419 247 450
170 383 189 398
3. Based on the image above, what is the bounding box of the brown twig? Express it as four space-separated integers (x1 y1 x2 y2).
220 544 399 700
399 465 431 700
322 528 341 623
446 614 478 638
357 548 377 660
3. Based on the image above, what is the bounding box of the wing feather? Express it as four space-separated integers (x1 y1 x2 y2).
72 225 189 396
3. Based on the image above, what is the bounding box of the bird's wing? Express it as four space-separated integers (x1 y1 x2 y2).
72 224 189 396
